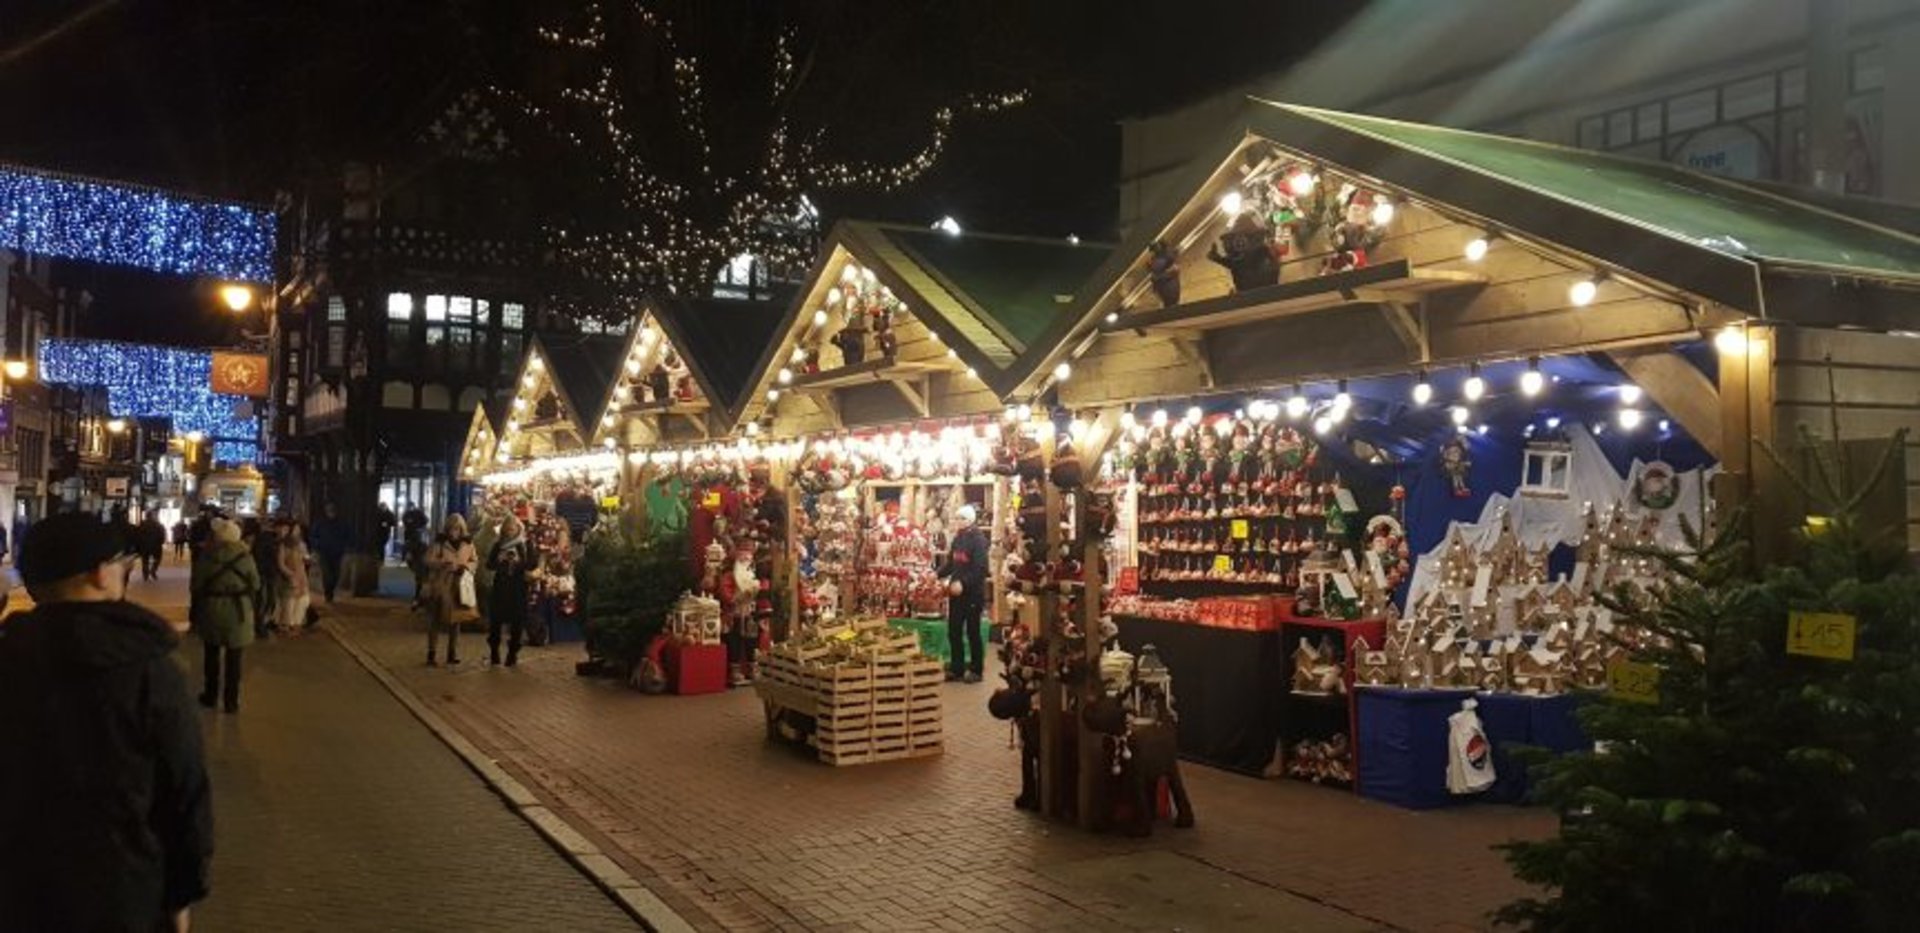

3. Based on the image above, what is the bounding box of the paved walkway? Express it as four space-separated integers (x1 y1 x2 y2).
330 576 1554 933
124 566 639 932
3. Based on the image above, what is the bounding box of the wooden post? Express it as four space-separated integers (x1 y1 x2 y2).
1037 426 1064 820
1070 411 1119 831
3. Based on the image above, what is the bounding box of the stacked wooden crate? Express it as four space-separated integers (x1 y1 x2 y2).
758 617 946 765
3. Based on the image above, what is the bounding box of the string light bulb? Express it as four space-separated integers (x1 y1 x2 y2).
1287 169 1316 197
1219 190 1244 216
1464 235 1491 262
1620 384 1644 405
1053 361 1071 382
1463 363 1486 402
1618 409 1643 430
1412 370 1433 406
1369 198 1395 226
1569 275 1602 307
1450 405 1471 426
1286 391 1308 420
1520 358 1544 397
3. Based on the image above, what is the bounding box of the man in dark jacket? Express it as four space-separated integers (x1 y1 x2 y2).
0 512 214 932
138 513 168 580
938 504 990 683
310 501 351 604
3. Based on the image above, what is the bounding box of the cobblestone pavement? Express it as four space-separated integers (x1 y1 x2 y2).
331 577 1554 933
123 567 639 932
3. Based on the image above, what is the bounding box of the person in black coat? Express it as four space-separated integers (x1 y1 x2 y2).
0 512 214 932
938 504 990 683
487 515 532 667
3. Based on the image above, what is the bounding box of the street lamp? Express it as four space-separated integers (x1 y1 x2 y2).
2 360 28 381
219 284 255 313
107 418 128 434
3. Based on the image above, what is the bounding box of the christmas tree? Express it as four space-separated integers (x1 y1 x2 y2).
1498 431 1920 932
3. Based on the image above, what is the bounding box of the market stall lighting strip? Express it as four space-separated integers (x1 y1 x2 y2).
0 162 275 282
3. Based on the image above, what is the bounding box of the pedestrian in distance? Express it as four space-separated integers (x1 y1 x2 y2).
192 517 260 713
373 501 397 563
487 515 532 667
173 518 190 560
403 503 430 607
937 503 989 683
0 512 215 933
423 514 478 667
277 519 314 635
310 501 351 604
139 512 167 581
245 518 280 640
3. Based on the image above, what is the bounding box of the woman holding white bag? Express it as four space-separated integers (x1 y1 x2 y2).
423 514 479 666
276 519 314 636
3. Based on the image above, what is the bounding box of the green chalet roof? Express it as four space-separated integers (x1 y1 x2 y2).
536 332 627 436
654 290 794 414
848 222 1111 368
1010 98 1920 397
1299 105 1920 280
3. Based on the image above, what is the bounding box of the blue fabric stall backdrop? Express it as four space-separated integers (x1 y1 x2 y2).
1110 351 1718 606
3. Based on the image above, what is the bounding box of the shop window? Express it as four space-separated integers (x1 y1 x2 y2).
450 296 472 322
386 322 413 367
284 378 301 407
1851 45 1884 93
381 381 415 409
476 299 491 326
327 296 347 322
1723 75 1776 120
502 302 525 330
1520 441 1574 499
1577 117 1606 150
420 383 452 411
1606 110 1632 148
326 326 346 367
450 326 475 371
386 293 414 320
1667 89 1717 133
425 295 447 322
425 326 447 370
1781 67 1806 108
1634 104 1662 142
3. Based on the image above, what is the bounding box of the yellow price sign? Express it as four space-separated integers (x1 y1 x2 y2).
835 628 858 642
1230 519 1249 540
1787 611 1856 661
701 491 722 509
1606 657 1660 704
1211 555 1232 575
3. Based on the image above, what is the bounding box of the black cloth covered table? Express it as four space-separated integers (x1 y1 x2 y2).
1114 617 1280 776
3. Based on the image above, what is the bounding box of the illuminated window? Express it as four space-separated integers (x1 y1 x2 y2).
502 302 525 330
476 299 491 326
386 293 414 320
327 296 347 322
450 296 472 321
425 295 448 322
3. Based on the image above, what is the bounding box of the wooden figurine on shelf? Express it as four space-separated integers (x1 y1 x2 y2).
1354 636 1391 686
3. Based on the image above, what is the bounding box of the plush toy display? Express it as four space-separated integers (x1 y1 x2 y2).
1207 213 1281 292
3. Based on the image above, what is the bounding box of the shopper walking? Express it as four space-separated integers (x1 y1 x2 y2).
247 518 280 639
192 517 260 713
310 501 350 604
173 518 190 560
423 514 478 666
938 503 989 683
0 512 215 933
487 515 531 667
278 519 314 634
403 504 430 607
137 513 167 580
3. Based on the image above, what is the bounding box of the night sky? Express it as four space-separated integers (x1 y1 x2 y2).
1 1 1358 345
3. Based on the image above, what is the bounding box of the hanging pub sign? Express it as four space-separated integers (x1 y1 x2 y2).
210 352 271 398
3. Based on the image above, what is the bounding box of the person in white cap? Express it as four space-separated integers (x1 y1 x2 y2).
937 503 990 682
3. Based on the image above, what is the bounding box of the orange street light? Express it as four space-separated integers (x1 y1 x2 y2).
219 284 255 313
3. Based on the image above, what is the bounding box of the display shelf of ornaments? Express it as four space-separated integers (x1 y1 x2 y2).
1279 616 1387 787
757 617 945 766
1353 505 1670 698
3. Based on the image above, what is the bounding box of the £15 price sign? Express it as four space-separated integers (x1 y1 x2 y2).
1787 611 1856 661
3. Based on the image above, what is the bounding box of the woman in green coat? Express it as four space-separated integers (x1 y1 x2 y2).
192 517 261 713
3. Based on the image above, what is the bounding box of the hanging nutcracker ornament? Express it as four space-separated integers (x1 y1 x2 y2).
1439 436 1473 498
1147 240 1182 308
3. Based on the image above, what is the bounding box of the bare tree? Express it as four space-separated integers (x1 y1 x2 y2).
500 0 1032 313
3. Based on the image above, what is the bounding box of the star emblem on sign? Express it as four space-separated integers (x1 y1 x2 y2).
222 357 260 387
